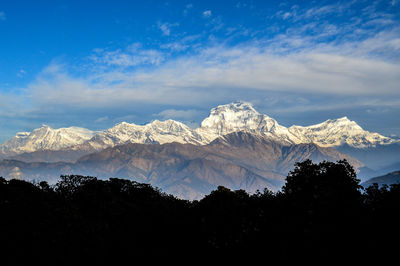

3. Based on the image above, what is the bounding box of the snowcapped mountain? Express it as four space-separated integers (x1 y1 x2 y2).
196 101 302 144
196 101 396 148
77 119 208 152
0 132 363 200
0 101 397 158
288 117 395 148
0 125 95 156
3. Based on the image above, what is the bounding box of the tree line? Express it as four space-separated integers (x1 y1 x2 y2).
0 159 399 264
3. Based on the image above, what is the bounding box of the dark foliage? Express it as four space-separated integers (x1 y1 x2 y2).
0 160 399 264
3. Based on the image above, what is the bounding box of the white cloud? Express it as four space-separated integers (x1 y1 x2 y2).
26 35 400 113
16 69 27 78
0 11 5 21
270 98 400 114
161 34 202 52
236 2 248 9
183 4 193 16
0 90 32 120
11 14 400 121
160 42 189 52
282 12 291 20
276 2 362 23
203 10 212 18
158 22 179 36
159 23 171 36
90 45 165 67
154 109 202 120
95 116 109 123
303 5 336 19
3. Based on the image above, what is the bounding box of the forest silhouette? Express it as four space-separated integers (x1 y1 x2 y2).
1 159 399 264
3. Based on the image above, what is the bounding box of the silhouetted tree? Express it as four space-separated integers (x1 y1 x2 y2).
362 182 400 256
2 161 400 264
55 175 97 197
283 159 361 204
280 159 364 259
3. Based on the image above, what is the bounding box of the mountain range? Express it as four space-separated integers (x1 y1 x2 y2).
1 101 397 158
0 101 398 199
0 132 362 200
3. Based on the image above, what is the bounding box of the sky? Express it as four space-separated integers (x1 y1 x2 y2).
0 0 399 143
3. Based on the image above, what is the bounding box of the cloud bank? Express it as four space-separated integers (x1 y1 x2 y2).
27 28 400 111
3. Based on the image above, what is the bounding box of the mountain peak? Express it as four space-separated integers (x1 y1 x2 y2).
110 121 136 130
0 125 95 155
288 115 394 148
211 101 258 115
330 116 353 124
198 101 294 143
33 124 53 133
1 101 398 156
200 101 261 130
149 119 182 126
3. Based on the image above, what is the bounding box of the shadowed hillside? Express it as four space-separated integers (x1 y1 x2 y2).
0 132 362 199
362 170 400 187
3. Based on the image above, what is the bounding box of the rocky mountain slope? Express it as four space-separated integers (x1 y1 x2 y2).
0 132 362 200
0 101 397 183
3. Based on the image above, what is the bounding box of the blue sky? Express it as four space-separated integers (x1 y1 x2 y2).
0 0 400 142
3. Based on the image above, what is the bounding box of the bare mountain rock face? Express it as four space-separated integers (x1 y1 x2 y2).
0 132 362 200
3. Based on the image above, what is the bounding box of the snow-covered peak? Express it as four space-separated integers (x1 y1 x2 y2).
148 119 189 132
296 117 361 133
106 121 138 133
200 101 279 133
197 101 301 144
197 102 397 148
288 117 395 148
201 101 259 129
212 101 259 114
82 119 207 151
312 116 356 126
0 125 95 155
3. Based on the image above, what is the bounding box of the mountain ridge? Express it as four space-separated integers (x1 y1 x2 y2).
0 101 397 161
0 132 363 200
362 170 400 188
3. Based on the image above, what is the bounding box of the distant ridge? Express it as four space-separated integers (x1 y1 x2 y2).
362 171 400 188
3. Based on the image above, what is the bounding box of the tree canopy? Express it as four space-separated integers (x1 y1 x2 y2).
0 160 399 264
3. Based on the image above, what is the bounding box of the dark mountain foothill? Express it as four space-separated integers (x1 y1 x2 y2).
362 171 400 188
